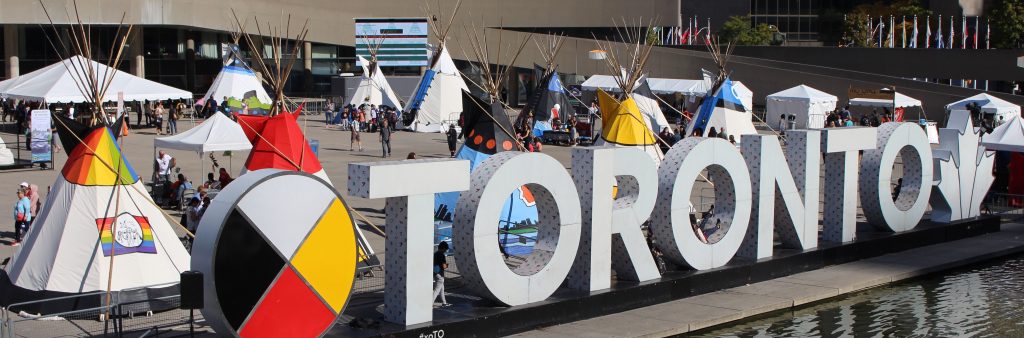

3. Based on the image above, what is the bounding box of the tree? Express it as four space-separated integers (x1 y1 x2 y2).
719 15 775 46
989 0 1024 48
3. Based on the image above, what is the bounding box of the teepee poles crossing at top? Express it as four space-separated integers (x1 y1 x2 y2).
592 17 658 96
38 0 134 126
231 10 309 116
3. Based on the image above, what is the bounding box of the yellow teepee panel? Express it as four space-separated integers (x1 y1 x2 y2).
598 90 656 146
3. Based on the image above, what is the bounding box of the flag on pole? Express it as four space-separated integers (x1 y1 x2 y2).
910 16 919 48
936 16 944 49
961 16 967 49
974 16 979 49
925 16 931 48
902 15 907 48
949 16 955 49
987 19 991 49
681 26 690 45
664 27 673 45
868 16 874 46
686 18 693 45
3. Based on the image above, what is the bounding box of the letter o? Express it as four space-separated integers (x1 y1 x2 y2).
650 138 752 270
453 152 582 306
859 122 933 231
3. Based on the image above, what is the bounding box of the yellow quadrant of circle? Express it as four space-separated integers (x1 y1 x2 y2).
291 198 358 314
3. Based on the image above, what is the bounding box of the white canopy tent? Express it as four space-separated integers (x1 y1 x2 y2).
582 75 709 96
946 93 1022 122
154 113 252 174
0 56 191 103
982 115 1024 152
766 85 838 129
849 92 922 109
154 113 252 153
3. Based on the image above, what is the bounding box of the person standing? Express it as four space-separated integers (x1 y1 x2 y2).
19 182 40 225
12 189 31 246
325 99 336 126
350 124 363 151
446 125 458 157
379 119 392 158
432 241 451 307
154 150 175 183
154 102 166 135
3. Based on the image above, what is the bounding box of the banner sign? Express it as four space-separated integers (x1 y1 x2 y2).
30 109 51 163
848 86 896 100
354 18 429 67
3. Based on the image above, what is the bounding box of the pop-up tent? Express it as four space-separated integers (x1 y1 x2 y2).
849 92 922 109
155 113 252 153
983 115 1024 152
406 44 468 133
946 93 1022 123
201 43 272 113
766 85 838 129
2 120 190 308
0 56 191 103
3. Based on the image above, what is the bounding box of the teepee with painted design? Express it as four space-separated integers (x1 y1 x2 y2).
3 120 190 300
592 20 664 162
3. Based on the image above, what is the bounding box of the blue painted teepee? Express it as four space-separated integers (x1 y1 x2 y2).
434 91 539 256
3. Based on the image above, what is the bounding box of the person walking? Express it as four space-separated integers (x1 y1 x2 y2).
379 119 392 158
169 100 183 134
432 241 452 307
325 99 336 126
12 189 31 246
446 125 458 157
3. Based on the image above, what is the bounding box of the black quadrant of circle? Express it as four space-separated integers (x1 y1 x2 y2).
214 208 286 330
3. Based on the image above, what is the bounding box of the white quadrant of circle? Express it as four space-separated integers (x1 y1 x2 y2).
236 174 337 258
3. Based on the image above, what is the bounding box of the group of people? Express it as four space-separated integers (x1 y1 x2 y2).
153 149 235 242
328 100 400 134
139 100 189 135
822 106 895 129
11 182 40 246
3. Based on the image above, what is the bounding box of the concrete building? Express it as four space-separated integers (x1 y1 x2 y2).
0 0 1020 118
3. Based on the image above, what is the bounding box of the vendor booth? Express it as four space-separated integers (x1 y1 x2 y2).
766 84 837 129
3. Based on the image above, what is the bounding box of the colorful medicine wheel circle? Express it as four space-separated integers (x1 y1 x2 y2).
192 170 358 338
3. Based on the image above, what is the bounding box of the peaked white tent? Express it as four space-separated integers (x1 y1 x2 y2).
349 55 404 111
406 45 468 132
0 56 191 103
766 85 838 129
5 127 190 295
946 93 1022 122
154 113 252 153
983 115 1024 152
201 44 272 108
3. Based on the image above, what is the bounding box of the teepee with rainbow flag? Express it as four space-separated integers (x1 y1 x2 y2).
3 119 190 303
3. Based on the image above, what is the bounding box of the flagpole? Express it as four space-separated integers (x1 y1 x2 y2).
890 15 895 48
961 15 966 49
868 16 873 46
987 18 991 49
974 16 979 49
902 15 907 48
925 16 931 48
949 15 954 49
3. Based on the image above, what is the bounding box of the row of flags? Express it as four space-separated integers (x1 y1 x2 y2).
862 15 990 49
657 17 711 46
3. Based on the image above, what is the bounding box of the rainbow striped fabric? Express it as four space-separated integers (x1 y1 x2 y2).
62 127 138 186
96 214 157 256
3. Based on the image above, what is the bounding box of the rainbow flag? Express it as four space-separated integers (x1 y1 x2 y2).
96 214 158 256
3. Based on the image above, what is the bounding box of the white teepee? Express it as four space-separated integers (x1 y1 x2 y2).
201 42 272 108
350 55 405 111
5 127 190 293
406 45 468 132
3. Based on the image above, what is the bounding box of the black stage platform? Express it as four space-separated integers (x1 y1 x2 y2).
329 216 1001 338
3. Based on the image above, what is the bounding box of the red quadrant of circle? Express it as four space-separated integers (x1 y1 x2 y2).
239 266 336 338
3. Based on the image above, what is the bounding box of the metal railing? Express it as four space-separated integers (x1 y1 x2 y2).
2 283 206 338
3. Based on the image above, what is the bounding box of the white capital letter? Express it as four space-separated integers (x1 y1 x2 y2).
453 152 582 306
859 122 933 231
348 159 470 325
820 127 877 242
738 131 821 259
651 138 752 270
568 147 660 291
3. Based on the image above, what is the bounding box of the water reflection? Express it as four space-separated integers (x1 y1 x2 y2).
690 255 1024 337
